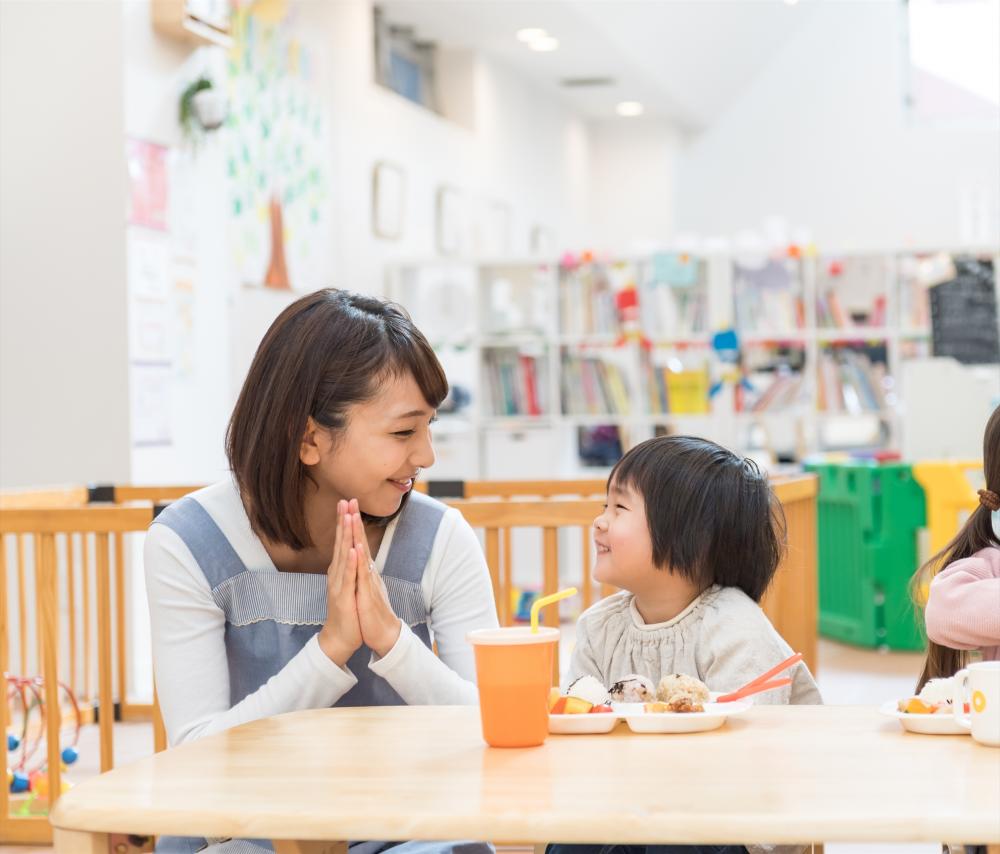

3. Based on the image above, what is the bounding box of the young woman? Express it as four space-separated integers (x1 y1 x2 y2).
145 289 498 854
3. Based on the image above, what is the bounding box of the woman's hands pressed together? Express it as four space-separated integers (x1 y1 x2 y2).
317 498 402 666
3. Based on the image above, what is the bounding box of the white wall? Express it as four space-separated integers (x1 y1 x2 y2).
321 0 590 289
674 1 1000 251
585 118 679 254
0 1 131 489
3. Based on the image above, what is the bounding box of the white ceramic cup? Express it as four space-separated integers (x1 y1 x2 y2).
952 661 1000 747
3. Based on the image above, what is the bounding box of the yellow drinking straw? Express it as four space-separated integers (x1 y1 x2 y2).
530 587 577 633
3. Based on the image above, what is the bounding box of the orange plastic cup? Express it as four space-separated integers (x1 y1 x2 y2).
467 626 560 748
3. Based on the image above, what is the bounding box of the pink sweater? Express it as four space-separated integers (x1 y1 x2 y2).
924 546 1000 662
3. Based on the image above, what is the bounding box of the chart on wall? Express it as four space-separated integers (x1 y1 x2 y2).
224 2 331 291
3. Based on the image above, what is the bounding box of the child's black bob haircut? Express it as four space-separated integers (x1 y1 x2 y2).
607 435 786 602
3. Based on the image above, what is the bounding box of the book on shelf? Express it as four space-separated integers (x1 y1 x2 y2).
817 349 887 414
483 350 546 416
561 353 631 415
816 291 886 329
642 359 710 415
734 260 805 333
559 263 621 337
641 280 706 338
747 372 804 412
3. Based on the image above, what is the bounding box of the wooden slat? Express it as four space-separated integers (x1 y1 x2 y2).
83 533 92 703
113 485 201 503
0 534 10 826
543 527 559 683
450 500 603 528
580 527 592 611
68 534 78 694
772 474 818 505
115 531 127 714
0 486 88 509
38 532 63 809
0 506 153 534
17 533 27 675
502 526 513 624
1 815 52 844
462 479 605 499
484 528 502 625
95 533 114 772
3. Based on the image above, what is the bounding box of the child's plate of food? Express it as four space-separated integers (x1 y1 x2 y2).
547 677 620 734
880 677 970 736
617 699 752 733
548 673 750 735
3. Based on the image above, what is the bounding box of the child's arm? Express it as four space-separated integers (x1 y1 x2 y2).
925 549 1000 650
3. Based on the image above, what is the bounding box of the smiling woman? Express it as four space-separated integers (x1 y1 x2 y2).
144 289 498 854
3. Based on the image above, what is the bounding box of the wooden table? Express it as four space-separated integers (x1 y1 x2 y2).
50 706 1000 853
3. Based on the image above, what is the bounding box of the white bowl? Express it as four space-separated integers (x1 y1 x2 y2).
548 712 620 734
879 700 970 735
616 700 752 734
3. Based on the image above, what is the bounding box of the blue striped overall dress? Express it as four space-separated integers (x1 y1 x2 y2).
152 490 493 854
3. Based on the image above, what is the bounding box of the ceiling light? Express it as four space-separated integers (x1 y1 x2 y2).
784 0 799 5
529 35 560 52
616 101 644 117
517 28 547 43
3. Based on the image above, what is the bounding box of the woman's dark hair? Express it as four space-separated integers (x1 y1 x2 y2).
226 288 448 550
608 435 786 602
913 405 1000 691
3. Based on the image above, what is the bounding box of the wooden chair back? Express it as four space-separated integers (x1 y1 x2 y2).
0 505 156 844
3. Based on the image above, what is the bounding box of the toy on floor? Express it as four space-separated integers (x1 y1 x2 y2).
5 674 81 806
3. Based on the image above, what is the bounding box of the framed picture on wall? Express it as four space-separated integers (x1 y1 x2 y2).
436 186 464 256
372 161 405 240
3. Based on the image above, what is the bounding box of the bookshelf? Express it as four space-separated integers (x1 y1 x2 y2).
386 248 998 478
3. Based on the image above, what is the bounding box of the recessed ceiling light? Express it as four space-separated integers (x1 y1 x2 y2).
529 35 560 52
616 101 644 117
784 0 799 6
516 28 547 43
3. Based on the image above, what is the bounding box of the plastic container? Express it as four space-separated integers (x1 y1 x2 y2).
912 460 984 558
467 626 559 747
805 461 927 650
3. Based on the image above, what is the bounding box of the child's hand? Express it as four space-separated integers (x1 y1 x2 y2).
317 500 364 666
350 500 402 658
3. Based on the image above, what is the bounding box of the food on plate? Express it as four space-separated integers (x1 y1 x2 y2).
655 673 710 712
549 675 612 714
608 674 656 703
566 675 610 706
896 677 968 715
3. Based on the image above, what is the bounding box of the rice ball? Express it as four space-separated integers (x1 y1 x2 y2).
608 674 656 703
656 673 711 705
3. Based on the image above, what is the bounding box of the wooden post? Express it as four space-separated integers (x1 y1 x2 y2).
543 526 560 682
95 533 114 771
68 533 78 694
0 532 11 826
17 533 27 675
114 531 127 714
37 532 63 808
484 528 502 625
83 532 92 703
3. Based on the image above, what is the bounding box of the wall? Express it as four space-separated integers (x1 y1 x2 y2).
0 0 131 489
674 1 1000 251
585 118 679 254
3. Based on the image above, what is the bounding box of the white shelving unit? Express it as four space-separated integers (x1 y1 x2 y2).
386 248 998 479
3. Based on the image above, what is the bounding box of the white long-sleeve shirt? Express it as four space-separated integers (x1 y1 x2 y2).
144 480 498 747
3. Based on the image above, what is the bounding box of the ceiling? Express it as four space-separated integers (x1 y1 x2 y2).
378 0 821 131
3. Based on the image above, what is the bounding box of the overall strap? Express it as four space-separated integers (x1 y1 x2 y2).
153 496 249 587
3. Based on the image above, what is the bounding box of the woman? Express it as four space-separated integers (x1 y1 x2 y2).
145 289 498 854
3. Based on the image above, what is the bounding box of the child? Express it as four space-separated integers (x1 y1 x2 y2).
548 435 820 854
916 405 1000 691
